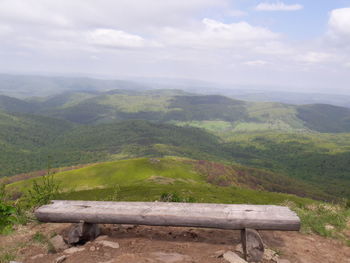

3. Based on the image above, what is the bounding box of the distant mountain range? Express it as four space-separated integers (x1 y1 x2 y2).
1 74 350 108
1 88 350 133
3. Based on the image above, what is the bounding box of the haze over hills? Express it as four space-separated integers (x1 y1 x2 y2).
1 74 350 108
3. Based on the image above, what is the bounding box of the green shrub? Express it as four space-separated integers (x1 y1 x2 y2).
103 185 120 201
160 192 196 203
32 232 46 243
0 252 15 263
0 184 17 234
285 201 350 239
26 174 60 208
0 202 16 234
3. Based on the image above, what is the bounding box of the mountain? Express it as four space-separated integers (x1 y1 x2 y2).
0 95 39 113
2 90 350 133
0 74 149 98
224 90 350 109
297 104 350 133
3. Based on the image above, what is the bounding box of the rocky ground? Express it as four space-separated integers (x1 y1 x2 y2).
1 223 350 263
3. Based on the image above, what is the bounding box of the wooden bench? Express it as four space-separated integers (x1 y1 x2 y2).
35 201 300 262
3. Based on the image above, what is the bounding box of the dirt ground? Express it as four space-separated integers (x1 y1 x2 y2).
1 223 350 263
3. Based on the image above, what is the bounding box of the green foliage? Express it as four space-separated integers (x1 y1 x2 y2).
160 192 196 203
0 202 16 234
286 201 350 239
103 184 120 201
32 232 46 243
0 252 15 263
224 133 350 199
26 174 60 208
297 104 350 133
0 184 17 234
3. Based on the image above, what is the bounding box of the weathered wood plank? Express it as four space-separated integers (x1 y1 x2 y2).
35 201 300 231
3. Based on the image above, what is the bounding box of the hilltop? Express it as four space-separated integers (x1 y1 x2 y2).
3 158 350 262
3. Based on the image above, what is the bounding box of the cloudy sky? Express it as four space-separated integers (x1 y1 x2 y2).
0 0 350 93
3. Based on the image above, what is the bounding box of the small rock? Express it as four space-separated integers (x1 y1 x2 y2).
263 248 279 262
30 254 44 260
50 235 69 252
235 244 243 254
55 255 67 263
151 252 191 263
64 246 86 254
98 260 115 263
223 251 247 263
325 224 335 231
277 259 291 263
212 250 225 258
90 246 96 251
95 235 109 241
9 261 22 263
96 240 120 249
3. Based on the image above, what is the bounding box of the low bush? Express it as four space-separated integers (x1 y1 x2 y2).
160 192 196 203
0 184 17 234
26 174 60 208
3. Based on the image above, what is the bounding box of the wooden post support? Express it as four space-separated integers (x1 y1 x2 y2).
64 221 100 245
241 228 264 262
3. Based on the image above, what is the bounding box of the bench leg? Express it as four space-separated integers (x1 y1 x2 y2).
66 221 100 245
241 228 264 262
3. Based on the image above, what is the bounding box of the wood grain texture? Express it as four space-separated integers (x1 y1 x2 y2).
35 201 301 231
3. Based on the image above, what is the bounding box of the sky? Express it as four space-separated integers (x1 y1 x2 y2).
0 0 350 93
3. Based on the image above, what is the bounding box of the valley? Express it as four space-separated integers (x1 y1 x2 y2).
1 80 350 262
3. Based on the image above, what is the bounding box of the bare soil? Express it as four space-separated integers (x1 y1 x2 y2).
1 223 349 263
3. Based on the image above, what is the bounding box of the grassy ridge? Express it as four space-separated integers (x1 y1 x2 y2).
9 157 313 206
7 158 329 202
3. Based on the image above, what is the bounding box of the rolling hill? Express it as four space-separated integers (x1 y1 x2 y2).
8 157 317 205
2 89 350 133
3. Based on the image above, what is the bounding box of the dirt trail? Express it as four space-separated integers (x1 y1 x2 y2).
1 223 349 263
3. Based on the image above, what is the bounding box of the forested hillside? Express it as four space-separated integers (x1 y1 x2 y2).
2 89 350 133
1 90 350 201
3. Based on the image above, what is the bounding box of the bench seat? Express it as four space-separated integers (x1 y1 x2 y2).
35 200 300 231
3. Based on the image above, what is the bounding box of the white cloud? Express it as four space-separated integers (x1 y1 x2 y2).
161 18 279 49
329 8 350 35
0 0 227 30
0 25 13 36
227 10 248 17
88 29 148 49
244 60 268 66
296 52 333 64
256 2 303 11
328 7 350 46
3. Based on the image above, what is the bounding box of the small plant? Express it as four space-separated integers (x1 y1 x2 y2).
159 192 196 203
0 252 15 263
346 199 350 209
26 174 60 208
104 185 120 201
32 232 46 243
0 202 16 234
0 184 17 234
